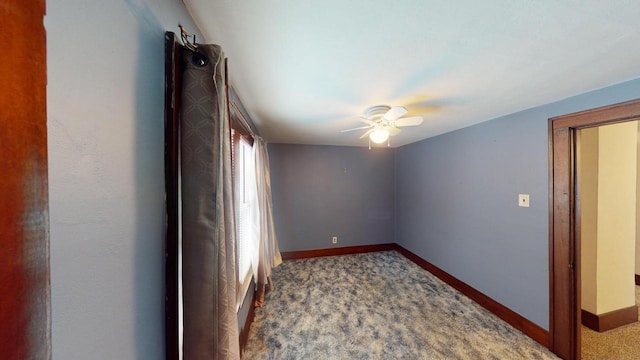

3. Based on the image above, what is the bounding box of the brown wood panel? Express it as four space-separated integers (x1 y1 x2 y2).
281 243 396 260
0 1 50 358
580 310 599 332
574 131 583 360
551 127 577 359
636 274 640 286
164 31 182 360
239 289 256 358
393 245 550 348
581 306 638 332
551 99 640 130
547 118 556 354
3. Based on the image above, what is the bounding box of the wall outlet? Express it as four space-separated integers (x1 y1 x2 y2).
332 236 338 244
518 194 530 207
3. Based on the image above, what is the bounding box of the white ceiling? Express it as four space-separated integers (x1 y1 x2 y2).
183 0 640 147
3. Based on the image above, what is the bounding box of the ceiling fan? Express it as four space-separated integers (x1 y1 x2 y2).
341 105 424 145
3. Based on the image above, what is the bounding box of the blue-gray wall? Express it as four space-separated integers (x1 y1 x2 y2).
395 77 640 330
48 1 200 359
269 144 395 251
268 78 640 331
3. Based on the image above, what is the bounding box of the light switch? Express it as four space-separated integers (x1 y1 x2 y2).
518 194 530 207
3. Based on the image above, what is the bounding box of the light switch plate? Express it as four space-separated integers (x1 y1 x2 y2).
518 194 530 207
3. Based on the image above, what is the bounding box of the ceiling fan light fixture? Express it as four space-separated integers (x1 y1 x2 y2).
342 104 424 145
369 128 389 144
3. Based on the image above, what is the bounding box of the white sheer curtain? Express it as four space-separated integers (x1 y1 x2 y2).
252 137 282 306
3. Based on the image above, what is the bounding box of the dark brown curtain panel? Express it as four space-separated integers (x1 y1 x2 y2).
180 44 240 360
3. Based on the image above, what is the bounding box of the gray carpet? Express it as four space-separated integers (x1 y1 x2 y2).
243 251 558 359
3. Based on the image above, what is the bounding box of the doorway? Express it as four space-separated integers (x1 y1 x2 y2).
577 121 639 359
549 99 640 360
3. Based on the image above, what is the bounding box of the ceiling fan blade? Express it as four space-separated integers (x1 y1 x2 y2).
384 125 402 136
359 128 374 139
340 125 372 133
358 116 374 125
383 106 408 121
394 116 423 127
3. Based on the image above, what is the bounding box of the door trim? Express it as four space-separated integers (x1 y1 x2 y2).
1 1 50 358
548 98 640 360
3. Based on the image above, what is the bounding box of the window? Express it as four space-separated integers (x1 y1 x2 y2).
231 123 257 310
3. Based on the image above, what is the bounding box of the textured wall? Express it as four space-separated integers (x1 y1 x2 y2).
395 78 640 330
269 144 395 251
594 122 637 314
46 1 200 359
579 127 599 314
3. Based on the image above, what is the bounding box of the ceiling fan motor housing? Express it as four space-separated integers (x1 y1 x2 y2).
364 105 391 120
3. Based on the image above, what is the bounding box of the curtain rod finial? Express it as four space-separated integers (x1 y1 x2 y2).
178 24 198 52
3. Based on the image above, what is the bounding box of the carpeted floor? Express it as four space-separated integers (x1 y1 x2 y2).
581 285 640 360
243 251 558 359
